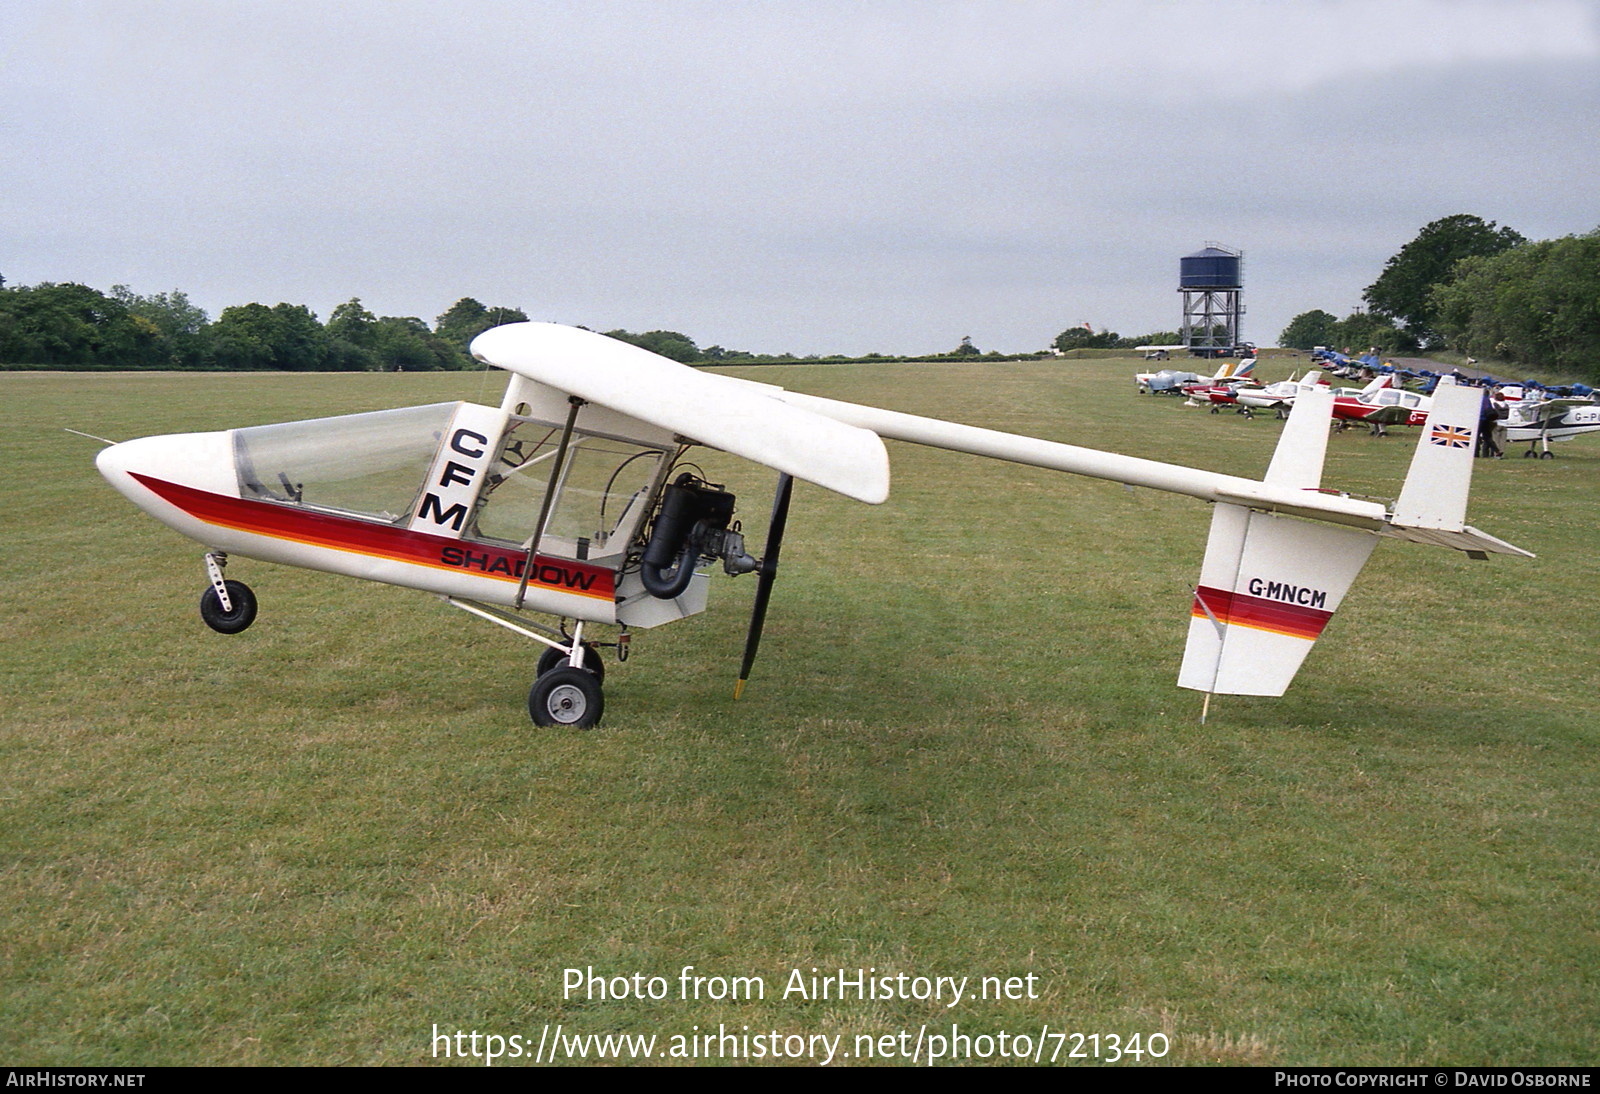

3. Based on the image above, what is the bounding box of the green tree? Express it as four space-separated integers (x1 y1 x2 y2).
372 316 461 371
1279 309 1340 350
1118 331 1182 349
1053 325 1120 352
1431 230 1600 380
1363 215 1525 346
0 282 160 366
110 285 210 366
325 298 380 370
1329 311 1410 355
435 297 487 341
605 329 701 363
327 297 378 347
207 303 330 370
435 298 527 357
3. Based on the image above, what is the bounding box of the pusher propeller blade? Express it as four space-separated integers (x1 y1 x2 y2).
735 472 793 699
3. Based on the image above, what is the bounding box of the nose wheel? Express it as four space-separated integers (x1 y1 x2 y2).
199 552 257 634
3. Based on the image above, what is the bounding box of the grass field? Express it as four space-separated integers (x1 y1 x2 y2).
3 361 1596 1066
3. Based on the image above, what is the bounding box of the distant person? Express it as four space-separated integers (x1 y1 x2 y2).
1477 389 1502 458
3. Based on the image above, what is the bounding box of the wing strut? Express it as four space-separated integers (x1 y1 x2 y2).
735 472 793 699
515 395 584 609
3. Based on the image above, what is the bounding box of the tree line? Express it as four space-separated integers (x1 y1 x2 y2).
1050 325 1184 353
16 218 1589 376
1279 215 1600 381
0 282 539 371
0 279 1058 370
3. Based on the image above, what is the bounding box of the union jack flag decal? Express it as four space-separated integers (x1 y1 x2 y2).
1430 424 1473 448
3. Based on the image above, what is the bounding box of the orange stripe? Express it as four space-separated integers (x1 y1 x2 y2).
131 473 615 600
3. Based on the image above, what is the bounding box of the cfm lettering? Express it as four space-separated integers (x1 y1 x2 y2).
416 492 469 531
414 430 492 529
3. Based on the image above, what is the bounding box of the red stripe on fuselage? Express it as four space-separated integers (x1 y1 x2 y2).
129 472 615 600
1190 584 1331 641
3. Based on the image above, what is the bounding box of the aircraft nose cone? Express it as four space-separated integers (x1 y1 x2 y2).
95 437 139 483
95 430 240 509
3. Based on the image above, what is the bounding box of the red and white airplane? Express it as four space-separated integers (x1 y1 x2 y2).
1186 374 1311 418
1329 375 1433 433
96 323 1529 728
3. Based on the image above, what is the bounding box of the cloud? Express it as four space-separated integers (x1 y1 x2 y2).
3 0 1596 352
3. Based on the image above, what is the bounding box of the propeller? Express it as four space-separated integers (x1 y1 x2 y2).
734 472 793 699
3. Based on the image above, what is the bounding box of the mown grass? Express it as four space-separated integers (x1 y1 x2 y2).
1 362 1596 1066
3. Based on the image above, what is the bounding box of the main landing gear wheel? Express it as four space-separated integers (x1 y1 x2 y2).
200 579 257 634
529 667 604 728
536 642 606 685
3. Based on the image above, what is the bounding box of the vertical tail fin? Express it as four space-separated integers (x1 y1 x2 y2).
1380 377 1531 557
1391 377 1477 531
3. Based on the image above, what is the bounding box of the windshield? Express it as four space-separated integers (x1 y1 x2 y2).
234 403 460 522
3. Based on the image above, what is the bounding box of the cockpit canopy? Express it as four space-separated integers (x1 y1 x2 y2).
232 401 665 565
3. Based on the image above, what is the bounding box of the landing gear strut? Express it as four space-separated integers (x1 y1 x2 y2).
536 641 606 684
443 599 613 729
199 552 257 634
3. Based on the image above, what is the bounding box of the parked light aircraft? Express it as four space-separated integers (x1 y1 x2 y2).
1137 357 1254 394
1499 396 1600 457
1195 375 1311 419
96 322 1529 728
1135 344 1186 360
1330 376 1432 434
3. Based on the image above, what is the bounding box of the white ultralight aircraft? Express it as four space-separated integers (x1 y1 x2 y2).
96 322 1531 728
1498 396 1600 457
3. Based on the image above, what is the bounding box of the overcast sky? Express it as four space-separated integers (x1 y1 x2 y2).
4 1 1596 355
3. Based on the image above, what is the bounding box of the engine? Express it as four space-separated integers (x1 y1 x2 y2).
638 473 759 599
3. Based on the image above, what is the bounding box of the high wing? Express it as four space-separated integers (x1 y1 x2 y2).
471 323 890 504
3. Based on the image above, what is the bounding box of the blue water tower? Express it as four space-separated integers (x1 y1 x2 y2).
1179 243 1245 356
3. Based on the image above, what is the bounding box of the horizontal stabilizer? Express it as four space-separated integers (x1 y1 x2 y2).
1180 503 1378 696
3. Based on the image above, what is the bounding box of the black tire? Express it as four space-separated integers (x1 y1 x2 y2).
536 642 606 685
200 580 257 634
529 667 604 728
